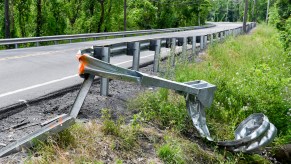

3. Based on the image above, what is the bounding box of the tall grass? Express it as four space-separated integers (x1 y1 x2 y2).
174 25 290 142
133 24 290 144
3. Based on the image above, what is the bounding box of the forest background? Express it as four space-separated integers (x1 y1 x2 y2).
0 1 288 42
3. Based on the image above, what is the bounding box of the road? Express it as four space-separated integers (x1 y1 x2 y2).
0 22 243 110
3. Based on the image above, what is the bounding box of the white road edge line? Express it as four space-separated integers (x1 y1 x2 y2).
0 54 154 98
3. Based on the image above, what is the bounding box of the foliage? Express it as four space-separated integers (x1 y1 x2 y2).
269 0 291 51
1 0 212 39
208 0 276 23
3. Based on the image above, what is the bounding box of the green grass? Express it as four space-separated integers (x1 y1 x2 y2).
175 25 291 142
130 24 290 163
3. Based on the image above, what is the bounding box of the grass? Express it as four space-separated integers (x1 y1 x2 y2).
24 24 290 163
175 24 291 142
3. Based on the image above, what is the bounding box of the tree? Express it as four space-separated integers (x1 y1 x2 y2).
36 0 42 36
97 0 105 32
4 0 10 39
243 0 248 33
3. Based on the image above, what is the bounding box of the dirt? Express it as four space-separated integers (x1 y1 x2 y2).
0 63 159 163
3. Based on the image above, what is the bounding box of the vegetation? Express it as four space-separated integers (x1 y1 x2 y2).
0 0 212 39
1 0 282 39
268 0 291 51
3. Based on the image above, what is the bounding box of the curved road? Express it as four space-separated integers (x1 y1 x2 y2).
0 22 244 110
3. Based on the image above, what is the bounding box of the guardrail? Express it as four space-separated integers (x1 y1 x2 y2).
0 22 274 158
0 24 215 49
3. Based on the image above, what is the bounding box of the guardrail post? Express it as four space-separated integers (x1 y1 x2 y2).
69 39 72 43
149 39 161 72
177 37 187 61
165 38 171 48
170 38 176 66
182 37 187 61
15 44 18 49
191 36 196 54
200 36 204 50
93 46 111 96
127 42 140 71
36 42 40 47
210 33 213 44
54 41 58 45
221 31 224 40
204 35 207 48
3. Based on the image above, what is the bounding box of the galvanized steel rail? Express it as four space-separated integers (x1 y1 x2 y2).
0 22 271 158
0 24 215 48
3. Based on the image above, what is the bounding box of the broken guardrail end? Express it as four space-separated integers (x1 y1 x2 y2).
218 113 277 153
184 80 216 108
0 114 75 158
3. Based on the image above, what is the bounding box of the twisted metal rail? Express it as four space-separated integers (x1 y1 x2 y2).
76 54 277 153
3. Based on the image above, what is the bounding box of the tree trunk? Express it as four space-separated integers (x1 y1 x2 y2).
36 0 42 37
97 0 105 33
251 0 256 22
104 0 112 32
266 0 270 23
4 0 10 39
243 0 248 33
124 0 126 31
225 0 229 21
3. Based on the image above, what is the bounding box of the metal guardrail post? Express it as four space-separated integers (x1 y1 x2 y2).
165 38 171 48
191 36 196 54
221 31 224 40
210 33 213 44
36 42 39 47
93 46 111 96
15 44 18 49
200 36 204 50
54 41 58 45
204 35 207 48
127 42 140 71
170 38 176 66
149 39 161 72
181 37 187 61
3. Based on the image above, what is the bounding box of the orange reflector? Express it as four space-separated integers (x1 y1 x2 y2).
76 54 87 75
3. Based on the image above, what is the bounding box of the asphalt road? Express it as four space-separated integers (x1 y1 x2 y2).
0 22 244 109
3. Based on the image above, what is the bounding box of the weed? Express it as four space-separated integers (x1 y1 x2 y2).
101 109 122 136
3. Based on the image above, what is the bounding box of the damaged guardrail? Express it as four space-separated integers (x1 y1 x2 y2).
0 22 267 158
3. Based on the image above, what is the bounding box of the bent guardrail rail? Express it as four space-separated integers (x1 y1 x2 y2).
0 22 268 158
76 54 277 153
